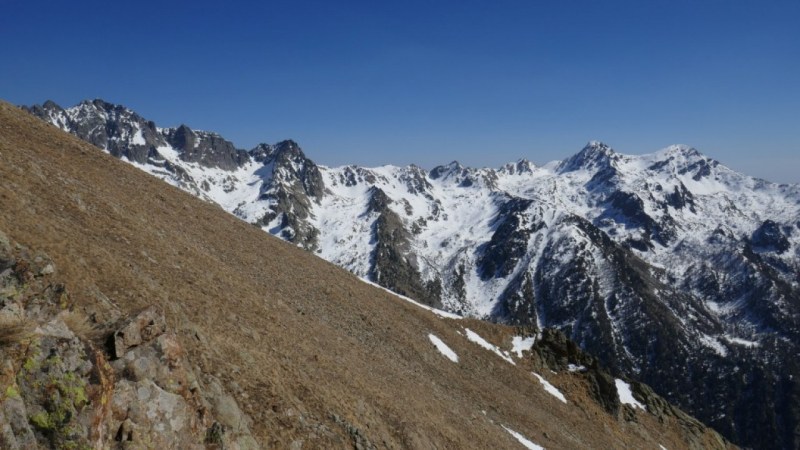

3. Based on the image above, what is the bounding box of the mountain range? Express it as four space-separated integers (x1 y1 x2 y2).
24 99 800 449
0 99 739 448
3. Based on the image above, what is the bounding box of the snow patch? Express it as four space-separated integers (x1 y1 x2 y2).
501 425 545 450
723 335 760 348
698 334 728 357
615 379 646 410
511 335 535 358
131 128 146 145
428 334 458 363
361 278 462 319
464 328 515 364
567 364 587 373
532 373 567 403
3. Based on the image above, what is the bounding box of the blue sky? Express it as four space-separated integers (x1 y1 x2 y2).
2 0 799 182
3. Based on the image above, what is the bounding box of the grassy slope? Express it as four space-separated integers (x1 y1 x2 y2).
0 101 729 449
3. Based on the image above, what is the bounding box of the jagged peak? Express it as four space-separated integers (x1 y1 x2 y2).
41 99 62 110
251 142 273 151
172 124 195 135
249 141 308 165
429 160 465 179
172 125 225 140
558 141 619 173
443 160 463 170
580 140 617 157
645 144 722 180
66 99 144 125
275 139 301 150
22 100 65 120
249 143 275 163
272 139 308 161
499 158 536 175
252 140 319 183
76 98 125 112
655 144 704 160
586 139 611 149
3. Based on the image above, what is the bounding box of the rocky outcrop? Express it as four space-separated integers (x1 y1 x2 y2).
751 219 791 254
531 328 730 450
368 188 441 307
251 140 324 250
0 231 256 449
163 125 250 171
477 196 538 280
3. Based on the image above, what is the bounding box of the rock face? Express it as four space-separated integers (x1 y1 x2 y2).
25 99 800 449
0 231 256 449
249 140 324 250
368 187 441 307
162 125 250 171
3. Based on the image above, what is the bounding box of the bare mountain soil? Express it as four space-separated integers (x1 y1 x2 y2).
0 101 732 449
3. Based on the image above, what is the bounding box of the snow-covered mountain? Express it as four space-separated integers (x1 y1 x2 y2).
26 99 800 449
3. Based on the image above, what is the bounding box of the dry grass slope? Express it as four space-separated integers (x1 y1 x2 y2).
0 101 733 449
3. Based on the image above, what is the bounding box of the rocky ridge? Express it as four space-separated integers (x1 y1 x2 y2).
24 99 800 449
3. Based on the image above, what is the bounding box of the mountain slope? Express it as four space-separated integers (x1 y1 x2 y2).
26 99 800 449
1 102 736 448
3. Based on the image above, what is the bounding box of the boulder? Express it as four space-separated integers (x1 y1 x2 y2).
113 306 166 358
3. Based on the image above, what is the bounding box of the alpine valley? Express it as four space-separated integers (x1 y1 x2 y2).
26 99 800 449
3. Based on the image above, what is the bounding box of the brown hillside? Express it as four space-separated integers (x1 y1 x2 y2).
0 101 732 449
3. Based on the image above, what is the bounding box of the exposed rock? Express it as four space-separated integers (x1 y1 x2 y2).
163 125 250 171
477 196 538 280
112 306 167 358
368 188 441 307
253 140 324 250
0 232 255 450
531 328 730 449
751 219 790 254
665 181 696 212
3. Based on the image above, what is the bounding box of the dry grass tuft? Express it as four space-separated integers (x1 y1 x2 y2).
60 310 102 341
0 317 35 346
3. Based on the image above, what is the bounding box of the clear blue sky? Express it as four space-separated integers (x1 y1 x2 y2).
2 0 799 182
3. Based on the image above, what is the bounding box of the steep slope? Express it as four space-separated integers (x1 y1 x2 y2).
26 99 800 448
0 102 735 448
